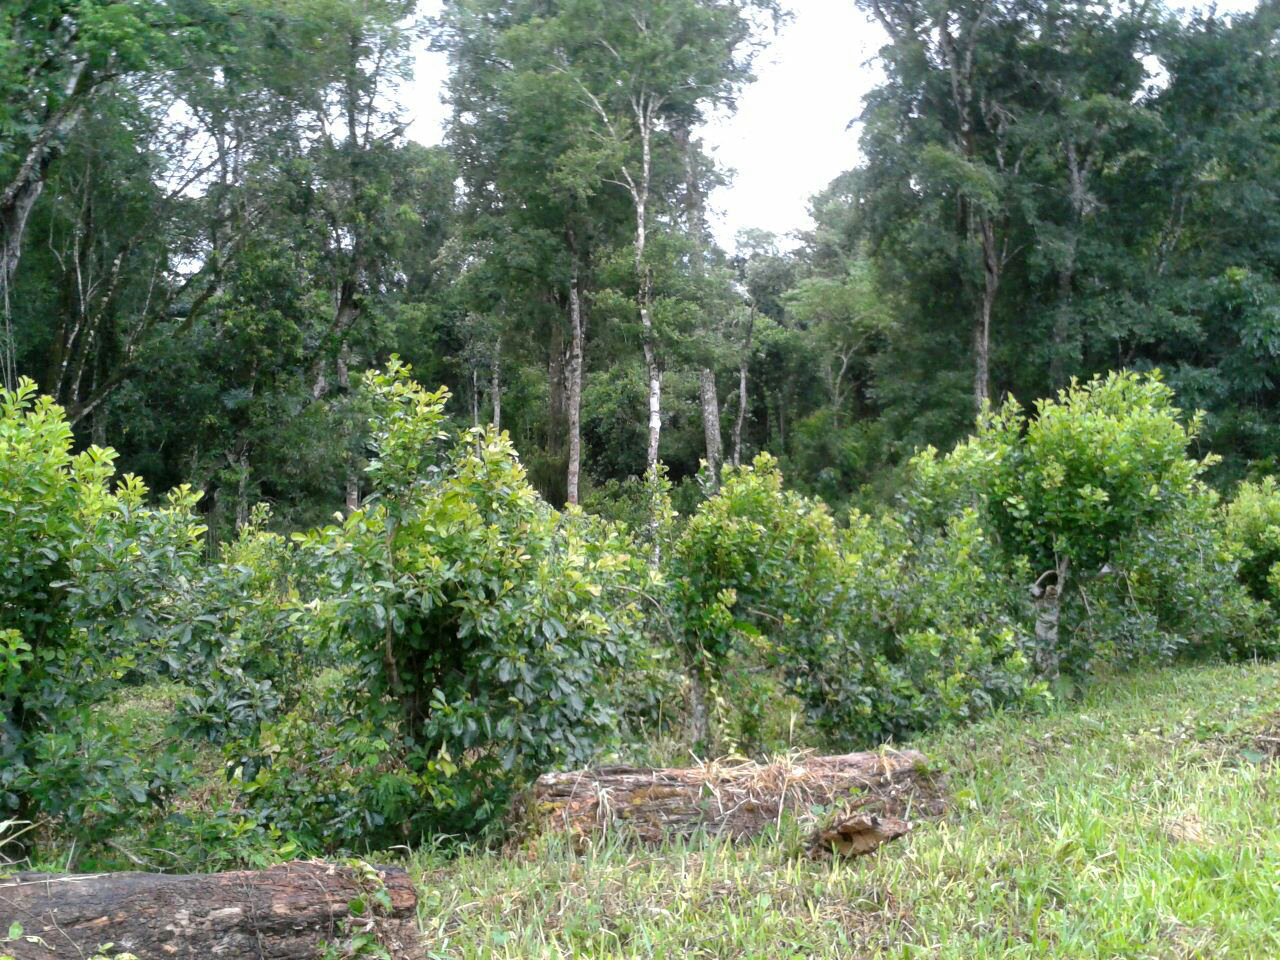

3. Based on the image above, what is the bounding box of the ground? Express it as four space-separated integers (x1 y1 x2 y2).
411 661 1280 959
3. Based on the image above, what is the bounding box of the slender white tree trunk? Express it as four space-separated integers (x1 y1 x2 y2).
337 344 359 512
567 270 584 505
732 306 754 467
490 334 502 432
634 116 661 474
974 214 999 414
699 367 722 490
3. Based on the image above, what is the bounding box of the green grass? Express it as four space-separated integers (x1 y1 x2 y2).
410 661 1280 959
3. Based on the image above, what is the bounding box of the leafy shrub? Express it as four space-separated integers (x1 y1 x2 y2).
248 360 649 840
241 676 424 853
166 505 316 745
0 381 205 827
789 505 1044 746
1224 477 1280 605
911 370 1241 675
666 455 1043 749
665 454 843 742
1081 483 1265 663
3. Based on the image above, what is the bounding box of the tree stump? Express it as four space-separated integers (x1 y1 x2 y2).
0 861 423 959
528 748 934 852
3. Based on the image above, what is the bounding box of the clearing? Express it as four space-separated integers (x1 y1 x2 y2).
412 661 1280 959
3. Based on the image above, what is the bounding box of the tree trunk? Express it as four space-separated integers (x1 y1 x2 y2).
633 118 661 476
470 365 480 427
974 215 999 415
311 280 361 401
699 367 722 490
732 306 755 468
776 390 786 454
643 338 662 471
1032 554 1070 678
0 862 423 960
490 335 502 431
338 345 360 512
0 60 92 314
1051 139 1085 390
528 749 932 844
566 269 584 505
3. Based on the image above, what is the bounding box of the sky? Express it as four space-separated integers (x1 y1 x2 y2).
403 0 1259 253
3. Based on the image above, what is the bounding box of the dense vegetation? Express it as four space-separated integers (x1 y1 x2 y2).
3 362 1278 865
1 0 1278 883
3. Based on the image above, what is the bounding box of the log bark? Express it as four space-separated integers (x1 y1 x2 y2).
0 861 423 960
527 749 932 845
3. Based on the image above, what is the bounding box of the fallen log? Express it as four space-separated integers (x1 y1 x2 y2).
0 861 423 960
528 748 936 853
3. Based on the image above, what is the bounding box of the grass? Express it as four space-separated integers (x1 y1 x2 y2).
409 660 1280 959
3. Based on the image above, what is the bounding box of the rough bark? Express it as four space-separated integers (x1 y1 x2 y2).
566 269 584 505
732 306 754 468
0 862 423 960
1 61 93 302
687 669 711 748
1051 138 1090 390
470 365 480 427
631 103 661 477
699 367 722 489
1032 554 1070 678
528 749 931 844
338 345 360 512
490 334 502 432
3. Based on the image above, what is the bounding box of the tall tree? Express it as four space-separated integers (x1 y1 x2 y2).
528 0 776 475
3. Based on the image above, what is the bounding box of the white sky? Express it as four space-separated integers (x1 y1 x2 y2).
404 0 1259 254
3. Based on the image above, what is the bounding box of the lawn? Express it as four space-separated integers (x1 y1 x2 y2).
411 661 1280 959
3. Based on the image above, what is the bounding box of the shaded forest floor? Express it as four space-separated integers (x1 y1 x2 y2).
412 661 1280 959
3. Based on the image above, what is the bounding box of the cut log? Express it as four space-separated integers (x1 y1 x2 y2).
527 748 935 848
0 861 423 959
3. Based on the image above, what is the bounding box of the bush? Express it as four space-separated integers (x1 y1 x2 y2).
1225 477 1280 606
911 370 1238 676
0 380 205 828
247 360 649 840
666 455 1044 750
665 454 844 743
787 505 1044 746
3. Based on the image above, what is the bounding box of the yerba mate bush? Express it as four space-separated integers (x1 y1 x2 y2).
241 360 650 846
0 380 206 841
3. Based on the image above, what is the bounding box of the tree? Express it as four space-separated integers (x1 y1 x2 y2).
524 0 777 477
916 370 1214 675
783 262 889 428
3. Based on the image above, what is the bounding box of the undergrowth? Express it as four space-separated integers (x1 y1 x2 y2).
411 660 1280 959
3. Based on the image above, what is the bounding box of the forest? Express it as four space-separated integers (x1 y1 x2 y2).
2 0 1280 957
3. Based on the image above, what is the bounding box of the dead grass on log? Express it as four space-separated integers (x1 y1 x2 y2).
522 748 945 849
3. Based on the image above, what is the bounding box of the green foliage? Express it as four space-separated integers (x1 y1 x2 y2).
914 371 1259 672
791 505 1043 746
252 361 649 840
241 676 424 853
1225 477 1280 606
928 372 1210 574
667 454 1043 749
0 380 205 828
